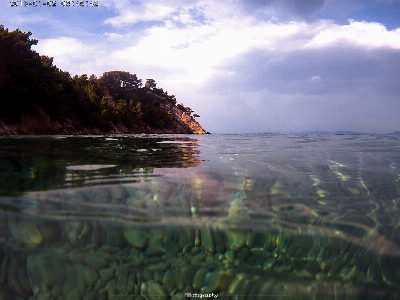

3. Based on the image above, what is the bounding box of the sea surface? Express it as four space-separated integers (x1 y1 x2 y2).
0 134 400 299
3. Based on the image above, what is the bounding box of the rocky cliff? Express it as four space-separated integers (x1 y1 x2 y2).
0 104 207 135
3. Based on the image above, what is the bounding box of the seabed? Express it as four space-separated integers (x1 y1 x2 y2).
1 194 400 300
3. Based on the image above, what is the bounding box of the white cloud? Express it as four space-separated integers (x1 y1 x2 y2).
306 20 400 49
36 37 86 56
34 37 104 75
22 0 400 133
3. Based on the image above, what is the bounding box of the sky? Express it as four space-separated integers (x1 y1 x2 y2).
1 0 400 133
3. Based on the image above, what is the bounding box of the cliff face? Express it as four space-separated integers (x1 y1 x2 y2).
161 102 206 134
0 103 207 135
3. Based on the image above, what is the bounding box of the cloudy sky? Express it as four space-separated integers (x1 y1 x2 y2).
2 0 400 133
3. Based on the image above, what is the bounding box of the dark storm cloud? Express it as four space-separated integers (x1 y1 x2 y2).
199 45 400 133
215 46 400 97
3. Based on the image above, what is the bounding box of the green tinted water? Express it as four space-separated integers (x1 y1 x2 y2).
1 134 400 299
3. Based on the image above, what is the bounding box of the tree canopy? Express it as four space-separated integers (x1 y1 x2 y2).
0 25 200 132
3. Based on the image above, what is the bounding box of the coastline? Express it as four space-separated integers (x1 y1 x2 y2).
0 104 207 135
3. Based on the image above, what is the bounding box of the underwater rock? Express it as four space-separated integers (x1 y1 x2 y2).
193 251 206 262
337 264 351 280
190 246 201 255
83 291 99 300
41 257 66 288
201 228 214 253
379 255 400 286
8 218 43 247
250 247 271 259
99 267 115 283
258 280 278 299
162 269 175 293
247 280 266 300
146 240 167 257
147 262 170 272
180 264 199 290
227 273 247 296
115 268 129 295
276 261 293 275
367 261 382 285
124 228 148 250
262 257 277 271
202 271 231 293
103 228 127 248
171 292 185 300
65 221 84 247
65 285 83 300
263 232 277 251
212 230 225 253
237 278 258 299
224 250 236 263
61 263 79 296
163 227 181 249
129 248 144 266
8 254 31 299
319 257 335 272
245 232 257 249
38 221 61 244
83 252 110 271
224 230 246 251
192 267 209 290
127 272 136 295
236 247 250 260
144 280 167 300
74 263 98 287
77 222 92 245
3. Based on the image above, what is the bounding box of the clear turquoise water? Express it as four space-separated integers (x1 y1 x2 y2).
1 134 400 299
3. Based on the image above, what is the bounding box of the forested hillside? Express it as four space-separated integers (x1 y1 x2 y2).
0 25 206 134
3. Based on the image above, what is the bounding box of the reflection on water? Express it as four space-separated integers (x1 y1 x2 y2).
1 134 400 299
0 135 200 196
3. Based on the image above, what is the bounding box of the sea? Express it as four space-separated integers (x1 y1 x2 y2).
0 133 399 299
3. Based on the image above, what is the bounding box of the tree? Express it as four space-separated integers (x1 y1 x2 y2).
177 103 194 116
0 25 73 120
145 79 156 90
100 71 142 95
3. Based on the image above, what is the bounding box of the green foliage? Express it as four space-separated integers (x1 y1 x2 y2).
145 78 156 89
177 103 194 116
141 104 172 128
0 25 197 132
99 71 142 100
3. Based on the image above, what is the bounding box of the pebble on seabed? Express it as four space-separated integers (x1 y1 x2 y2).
2 216 400 299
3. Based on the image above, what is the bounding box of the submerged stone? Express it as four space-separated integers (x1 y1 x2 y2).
8 255 31 299
124 228 148 249
250 247 271 259
202 271 231 293
146 240 167 256
225 230 246 251
162 269 175 293
201 228 214 253
144 280 167 300
192 267 209 290
99 267 114 283
8 219 43 247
